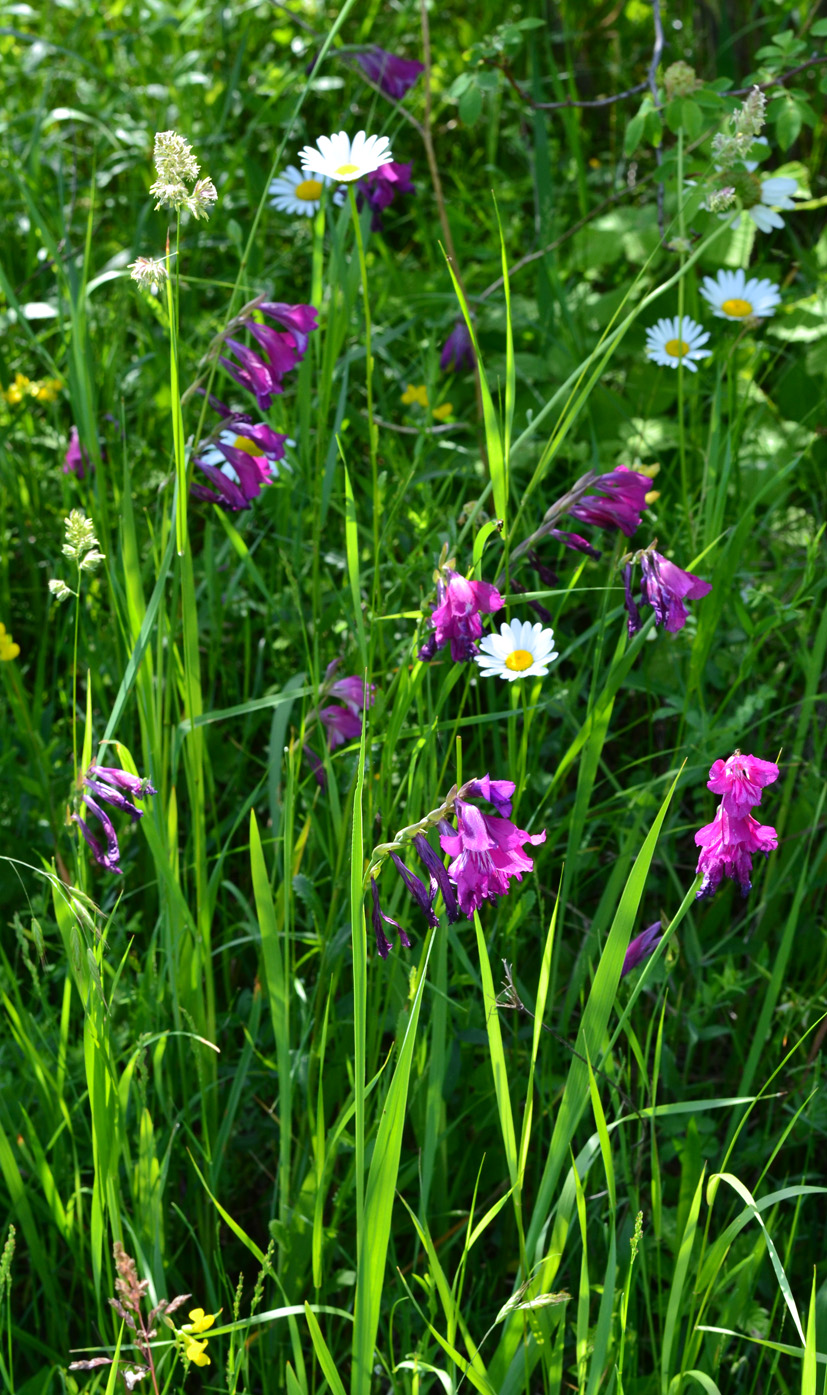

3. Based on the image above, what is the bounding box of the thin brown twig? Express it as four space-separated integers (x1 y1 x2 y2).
532 79 648 111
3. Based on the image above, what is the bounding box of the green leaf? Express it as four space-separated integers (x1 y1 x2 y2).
459 85 483 125
624 112 646 157
776 99 803 150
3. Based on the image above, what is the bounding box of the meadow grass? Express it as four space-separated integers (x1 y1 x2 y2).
1 2 826 1394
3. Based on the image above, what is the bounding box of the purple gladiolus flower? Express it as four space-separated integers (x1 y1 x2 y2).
370 878 412 958
440 320 475 373
64 426 92 479
390 852 439 927
329 674 375 712
219 302 318 410
706 751 779 814
412 832 459 923
73 765 156 874
624 546 712 636
358 161 415 230
568 466 652 537
318 705 363 751
191 417 289 512
303 743 327 790
695 806 778 899
419 568 504 662
621 921 663 977
439 782 546 919
354 47 425 101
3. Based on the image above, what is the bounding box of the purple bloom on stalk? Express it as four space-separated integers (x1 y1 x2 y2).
370 878 411 958
73 765 156 874
219 302 318 411
568 466 652 537
390 852 439 927
329 674 375 712
419 568 504 663
354 47 425 100
318 705 363 751
440 320 475 373
412 832 459 923
191 422 288 511
706 752 779 815
64 426 92 479
547 529 603 560
439 785 546 919
637 549 712 634
621 921 663 977
358 161 415 230
694 806 777 900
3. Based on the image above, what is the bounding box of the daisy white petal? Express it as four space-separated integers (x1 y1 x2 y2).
473 617 559 682
699 267 780 321
269 164 333 216
644 315 710 372
299 129 394 183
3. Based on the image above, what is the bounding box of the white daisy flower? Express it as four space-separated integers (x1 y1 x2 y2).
699 268 780 322
298 130 393 184
645 316 710 372
268 165 334 216
474 619 559 682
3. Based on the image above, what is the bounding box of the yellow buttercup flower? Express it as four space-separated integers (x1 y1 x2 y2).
401 383 428 408
5 373 33 406
36 378 63 403
0 624 21 662
432 402 454 422
182 1308 217 1335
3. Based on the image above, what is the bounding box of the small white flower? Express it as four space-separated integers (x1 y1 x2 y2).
474 618 559 682
699 268 780 322
298 130 393 183
741 173 799 232
645 316 710 372
269 165 332 215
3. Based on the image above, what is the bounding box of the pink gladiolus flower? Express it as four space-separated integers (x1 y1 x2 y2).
419 568 504 662
318 705 363 751
622 921 663 976
439 777 545 918
706 751 779 814
358 161 415 230
440 320 474 373
64 426 92 479
694 806 777 900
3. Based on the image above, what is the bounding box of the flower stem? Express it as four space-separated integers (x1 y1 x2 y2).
676 129 693 550
348 187 379 602
72 567 81 785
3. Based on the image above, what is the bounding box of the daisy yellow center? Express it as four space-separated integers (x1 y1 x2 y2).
721 297 752 318
335 162 360 176
295 178 323 201
232 435 259 455
664 338 689 358
505 649 534 672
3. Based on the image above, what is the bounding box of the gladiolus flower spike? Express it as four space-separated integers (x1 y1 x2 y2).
694 750 779 900
419 566 504 663
623 542 712 636
218 302 318 412
73 765 157 875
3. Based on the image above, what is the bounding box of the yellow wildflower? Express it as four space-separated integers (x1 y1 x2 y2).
5 373 33 406
0 624 21 662
183 1338 211 1368
36 378 63 403
181 1308 217 1335
401 383 428 408
432 402 454 422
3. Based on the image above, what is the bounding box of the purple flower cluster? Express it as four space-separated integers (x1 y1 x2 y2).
304 665 376 788
219 302 317 412
191 300 317 512
369 775 545 956
568 466 653 537
624 546 712 636
353 47 424 101
695 751 779 899
419 568 504 663
64 426 92 479
73 765 157 874
357 161 415 230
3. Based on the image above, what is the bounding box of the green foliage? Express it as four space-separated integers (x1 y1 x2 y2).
0 1 826 1394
